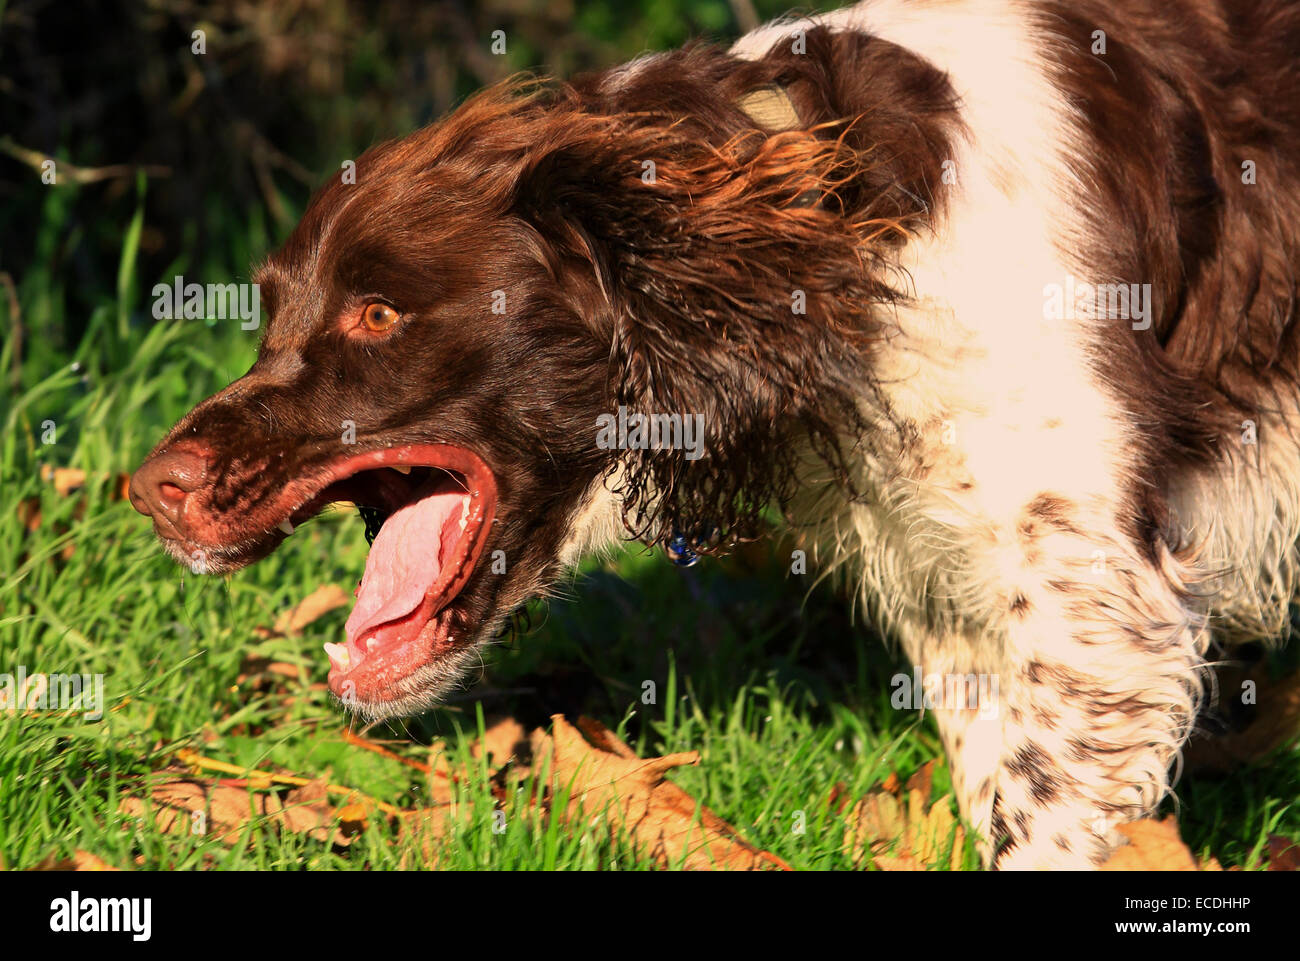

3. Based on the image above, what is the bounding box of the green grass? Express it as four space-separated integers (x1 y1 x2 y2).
2 189 1297 872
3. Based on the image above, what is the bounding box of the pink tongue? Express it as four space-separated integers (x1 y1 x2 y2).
344 489 464 645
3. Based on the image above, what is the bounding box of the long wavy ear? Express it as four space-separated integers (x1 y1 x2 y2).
514 81 921 555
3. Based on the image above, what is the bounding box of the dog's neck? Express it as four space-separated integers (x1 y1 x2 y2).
539 28 964 554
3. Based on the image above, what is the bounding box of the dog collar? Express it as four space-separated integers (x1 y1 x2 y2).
736 85 820 208
736 84 803 131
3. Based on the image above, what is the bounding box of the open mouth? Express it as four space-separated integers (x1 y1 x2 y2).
271 444 497 704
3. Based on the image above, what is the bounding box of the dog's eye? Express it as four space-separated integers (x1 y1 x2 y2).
360 302 399 332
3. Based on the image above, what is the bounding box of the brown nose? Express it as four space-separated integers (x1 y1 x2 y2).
129 449 209 533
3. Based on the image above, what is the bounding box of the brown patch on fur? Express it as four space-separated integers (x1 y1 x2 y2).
1007 742 1064 806
1034 0 1300 556
543 29 965 551
1032 706 1059 730
1024 494 1080 533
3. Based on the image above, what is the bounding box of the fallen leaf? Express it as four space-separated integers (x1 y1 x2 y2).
336 802 371 838
33 850 122 871
535 715 788 870
121 774 370 848
844 765 964 871
41 465 86 496
279 779 336 843
18 497 40 531
1100 817 1221 871
252 584 351 638
235 656 302 687
844 792 906 865
274 584 351 635
280 778 363 846
905 760 936 800
471 717 528 768
424 739 459 805
1267 835 1300 871
398 804 476 868
119 778 282 845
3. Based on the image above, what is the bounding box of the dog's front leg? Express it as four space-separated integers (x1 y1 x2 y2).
892 621 1005 864
978 497 1208 868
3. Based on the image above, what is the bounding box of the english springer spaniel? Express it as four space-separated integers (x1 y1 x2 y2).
130 0 1300 868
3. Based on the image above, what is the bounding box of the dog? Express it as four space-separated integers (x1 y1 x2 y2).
130 0 1300 868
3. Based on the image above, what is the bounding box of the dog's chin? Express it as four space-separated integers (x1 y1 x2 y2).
329 618 494 721
324 594 491 713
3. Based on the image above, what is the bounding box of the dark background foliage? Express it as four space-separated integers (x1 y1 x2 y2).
0 0 834 356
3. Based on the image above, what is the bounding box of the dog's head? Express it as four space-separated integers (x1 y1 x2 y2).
131 38 933 718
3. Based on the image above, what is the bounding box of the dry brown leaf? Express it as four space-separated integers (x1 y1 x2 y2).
1100 817 1221 871
398 803 477 868
70 850 121 871
119 779 282 845
1267 835 1300 871
535 714 788 870
336 802 371 838
41 465 86 496
121 774 369 848
274 584 351 635
529 726 554 767
38 466 132 499
424 739 458 805
33 850 122 871
252 584 351 638
280 778 363 846
844 769 964 871
905 760 936 800
471 717 528 768
827 781 851 814
279 779 337 843
845 792 906 865
20 469 130 556
18 497 41 532
235 656 302 687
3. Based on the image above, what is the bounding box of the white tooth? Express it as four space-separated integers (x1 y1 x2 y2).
278 519 295 535
392 465 412 475
459 495 470 530
323 642 349 669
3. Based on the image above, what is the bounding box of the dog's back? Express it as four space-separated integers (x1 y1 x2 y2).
733 0 1300 866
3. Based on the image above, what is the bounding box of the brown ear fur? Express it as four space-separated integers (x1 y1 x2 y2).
514 99 919 553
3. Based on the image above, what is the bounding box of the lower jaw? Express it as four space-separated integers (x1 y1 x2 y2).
327 607 460 703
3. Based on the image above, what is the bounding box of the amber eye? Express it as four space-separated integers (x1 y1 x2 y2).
361 302 399 332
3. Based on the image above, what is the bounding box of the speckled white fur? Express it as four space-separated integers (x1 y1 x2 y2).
560 0 1297 868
